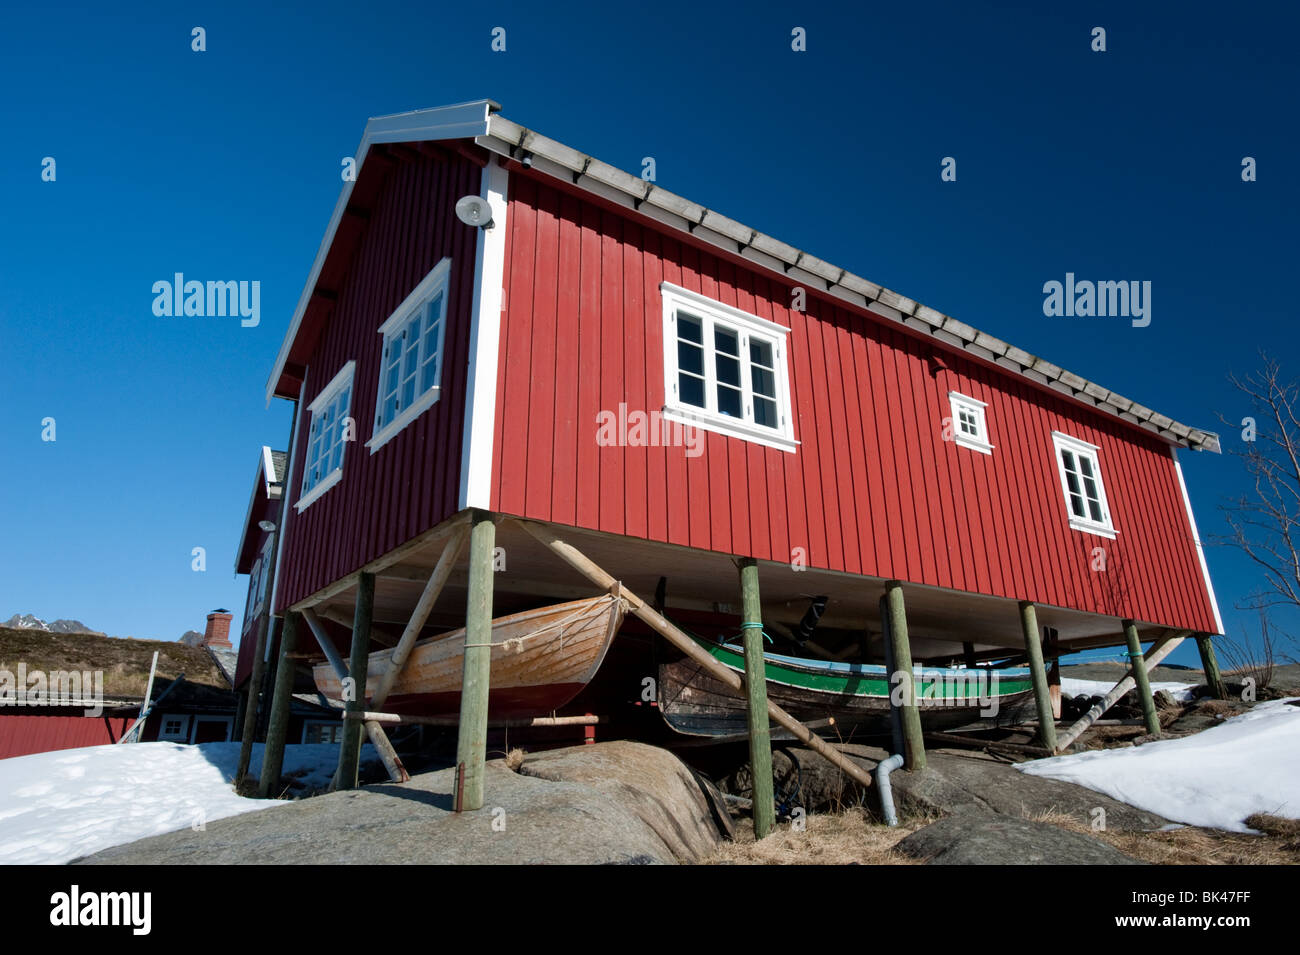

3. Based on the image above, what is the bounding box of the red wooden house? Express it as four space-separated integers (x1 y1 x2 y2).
254 100 1223 790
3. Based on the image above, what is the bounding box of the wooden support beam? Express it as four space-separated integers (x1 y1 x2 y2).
236 611 272 787
1018 602 1058 752
303 608 408 784
302 608 348 678
1124 619 1161 736
513 519 876 791
885 581 925 771
738 557 775 839
1043 627 1062 720
1055 630 1187 751
347 711 603 727
1195 632 1227 699
454 511 496 811
962 641 978 670
317 608 398 648
288 512 472 612
374 526 466 708
336 573 375 790
258 612 299 797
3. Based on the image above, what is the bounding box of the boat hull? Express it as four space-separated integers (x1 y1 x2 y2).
313 594 625 719
659 641 1036 738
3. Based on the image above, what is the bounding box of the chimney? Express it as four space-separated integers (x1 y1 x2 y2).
203 609 233 648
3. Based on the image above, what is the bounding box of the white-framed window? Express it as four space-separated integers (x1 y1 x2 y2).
660 281 797 452
1051 431 1117 538
367 258 452 454
158 714 191 742
296 361 356 513
244 537 274 621
302 720 344 744
948 392 994 454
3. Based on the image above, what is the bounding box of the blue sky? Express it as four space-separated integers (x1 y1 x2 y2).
1 1 1296 667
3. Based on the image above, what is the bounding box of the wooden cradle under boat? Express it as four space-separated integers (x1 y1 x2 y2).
659 636 1037 739
313 593 626 719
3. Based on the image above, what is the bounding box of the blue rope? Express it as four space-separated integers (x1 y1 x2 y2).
739 622 774 645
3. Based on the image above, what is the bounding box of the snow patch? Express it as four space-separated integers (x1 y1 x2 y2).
0 741 376 864
1018 698 1300 832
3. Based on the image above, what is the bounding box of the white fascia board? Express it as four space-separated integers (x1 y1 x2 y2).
459 157 510 510
1170 446 1226 634
268 379 306 616
265 101 496 405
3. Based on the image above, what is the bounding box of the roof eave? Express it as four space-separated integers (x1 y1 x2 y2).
264 100 500 404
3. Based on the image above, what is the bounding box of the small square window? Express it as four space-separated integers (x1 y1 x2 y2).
367 258 452 454
1051 431 1116 538
296 361 356 512
158 715 190 742
948 392 993 454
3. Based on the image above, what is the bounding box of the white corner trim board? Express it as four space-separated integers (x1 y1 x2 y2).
459 157 510 510
1170 446 1226 634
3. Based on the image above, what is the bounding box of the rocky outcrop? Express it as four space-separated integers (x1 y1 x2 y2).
518 741 725 862
895 810 1143 864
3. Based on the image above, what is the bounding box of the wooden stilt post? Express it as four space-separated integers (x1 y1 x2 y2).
737 557 775 839
1195 632 1227 699
301 609 409 783
884 581 925 771
962 642 978 670
454 511 496 812
236 613 271 786
336 572 375 790
1124 619 1161 736
879 597 906 758
258 612 299 798
1018 602 1058 752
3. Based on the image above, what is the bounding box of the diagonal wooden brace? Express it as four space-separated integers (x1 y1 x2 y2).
302 607 410 784
513 519 875 790
1054 629 1189 752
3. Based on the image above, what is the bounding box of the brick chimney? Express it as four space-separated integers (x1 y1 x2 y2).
203 609 233 648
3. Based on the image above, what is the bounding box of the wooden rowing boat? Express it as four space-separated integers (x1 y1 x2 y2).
659 636 1036 739
314 594 626 718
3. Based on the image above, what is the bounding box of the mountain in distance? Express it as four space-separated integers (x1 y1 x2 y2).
2 613 106 635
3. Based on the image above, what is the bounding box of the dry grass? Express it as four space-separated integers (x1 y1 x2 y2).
0 626 228 696
1031 809 1300 865
701 807 930 865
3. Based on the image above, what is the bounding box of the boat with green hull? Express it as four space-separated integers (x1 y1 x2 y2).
659 636 1037 739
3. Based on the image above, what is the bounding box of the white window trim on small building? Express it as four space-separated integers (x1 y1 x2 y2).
659 281 797 453
948 391 994 455
367 257 453 454
1051 430 1117 539
244 536 274 622
158 714 191 742
296 360 356 513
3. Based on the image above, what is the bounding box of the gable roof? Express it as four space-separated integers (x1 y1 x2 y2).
267 100 1220 453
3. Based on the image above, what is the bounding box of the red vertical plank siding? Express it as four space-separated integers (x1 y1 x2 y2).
273 160 1214 635
275 152 481 610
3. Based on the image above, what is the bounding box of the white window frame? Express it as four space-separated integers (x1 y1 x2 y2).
296 360 356 513
158 714 191 742
367 258 452 454
660 281 797 453
1051 431 1117 539
948 392 994 455
244 536 274 621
